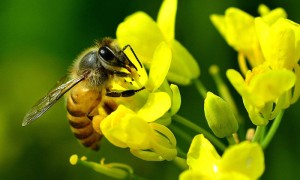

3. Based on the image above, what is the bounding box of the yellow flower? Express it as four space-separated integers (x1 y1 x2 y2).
180 135 265 180
99 43 180 161
225 16 300 125
100 104 177 161
254 17 300 104
255 18 300 70
212 5 300 125
227 66 296 125
210 5 286 75
116 0 200 85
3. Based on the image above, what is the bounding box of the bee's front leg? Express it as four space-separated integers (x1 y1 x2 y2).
112 71 131 77
106 87 145 97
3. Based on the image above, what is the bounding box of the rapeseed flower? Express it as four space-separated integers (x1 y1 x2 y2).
99 43 180 161
116 0 200 85
210 4 286 75
180 135 264 180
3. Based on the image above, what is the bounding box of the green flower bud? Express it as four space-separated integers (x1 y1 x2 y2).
204 92 239 138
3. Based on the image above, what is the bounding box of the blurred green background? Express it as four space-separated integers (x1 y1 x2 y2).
1 0 299 179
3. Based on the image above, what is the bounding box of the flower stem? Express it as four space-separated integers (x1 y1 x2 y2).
169 124 192 143
173 114 226 151
209 65 244 124
193 79 207 99
252 126 264 142
169 124 191 159
130 174 148 180
226 135 236 145
261 110 284 149
176 147 187 159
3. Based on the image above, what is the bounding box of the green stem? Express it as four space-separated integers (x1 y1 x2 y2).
226 135 236 145
261 110 284 149
209 65 244 125
252 126 264 142
169 124 192 143
176 147 187 159
193 79 207 99
173 157 188 170
129 174 148 180
169 124 190 159
173 114 226 151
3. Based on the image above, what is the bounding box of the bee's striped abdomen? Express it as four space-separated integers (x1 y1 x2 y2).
66 82 102 150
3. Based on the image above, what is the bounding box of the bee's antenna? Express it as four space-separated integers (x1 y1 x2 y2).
122 44 143 69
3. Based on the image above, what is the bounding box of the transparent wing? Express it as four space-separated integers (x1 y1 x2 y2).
22 75 85 126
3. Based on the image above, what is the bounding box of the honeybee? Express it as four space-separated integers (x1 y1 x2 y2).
22 37 145 150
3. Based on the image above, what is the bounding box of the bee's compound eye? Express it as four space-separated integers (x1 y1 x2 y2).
99 46 115 61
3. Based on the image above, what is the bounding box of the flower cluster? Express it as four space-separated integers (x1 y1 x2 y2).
96 0 194 161
211 4 300 125
68 2 300 180
98 42 179 161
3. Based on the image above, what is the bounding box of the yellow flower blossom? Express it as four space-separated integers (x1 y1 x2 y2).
212 5 300 125
116 0 200 85
210 5 286 75
101 105 177 161
99 42 180 161
255 18 300 69
180 135 265 180
255 17 300 104
227 66 296 125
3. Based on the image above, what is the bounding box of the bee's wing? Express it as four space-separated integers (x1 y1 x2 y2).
22 75 85 126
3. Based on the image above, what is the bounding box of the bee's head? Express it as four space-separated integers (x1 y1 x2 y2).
97 45 137 72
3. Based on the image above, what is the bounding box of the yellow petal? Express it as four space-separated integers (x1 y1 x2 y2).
187 135 221 173
150 127 177 160
137 92 171 122
157 0 177 42
179 170 207 180
101 105 152 149
256 18 300 69
168 40 200 85
130 123 177 161
116 11 165 66
226 69 249 99
220 142 265 179
211 8 257 52
249 69 296 105
261 7 287 25
243 99 269 125
226 8 257 51
150 123 176 148
146 42 172 91
218 172 251 180
210 14 226 39
291 64 300 103
170 84 181 115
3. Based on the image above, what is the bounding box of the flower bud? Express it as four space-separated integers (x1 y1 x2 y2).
204 92 239 138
